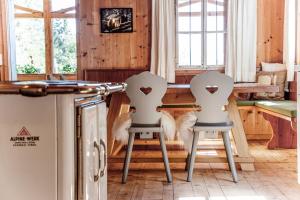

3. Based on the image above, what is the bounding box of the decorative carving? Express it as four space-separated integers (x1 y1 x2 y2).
190 71 234 123
126 71 167 124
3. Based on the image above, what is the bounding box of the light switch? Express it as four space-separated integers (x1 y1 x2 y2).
0 54 3 65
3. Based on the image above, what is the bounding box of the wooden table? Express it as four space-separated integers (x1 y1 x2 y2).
107 83 279 171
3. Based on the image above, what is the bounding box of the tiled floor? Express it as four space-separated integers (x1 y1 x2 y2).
108 142 300 200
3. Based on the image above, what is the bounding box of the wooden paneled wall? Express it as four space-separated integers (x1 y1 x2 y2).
78 0 286 81
77 0 151 79
0 0 287 81
257 0 285 67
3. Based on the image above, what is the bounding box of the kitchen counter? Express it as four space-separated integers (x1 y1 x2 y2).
0 80 126 200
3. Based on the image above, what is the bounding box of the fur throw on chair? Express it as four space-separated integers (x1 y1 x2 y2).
112 111 176 144
176 112 218 152
176 112 197 152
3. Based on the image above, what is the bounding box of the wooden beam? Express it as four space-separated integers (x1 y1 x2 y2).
178 11 225 17
50 13 76 18
0 0 9 81
52 6 75 14
14 4 42 14
107 93 130 156
228 95 254 171
15 13 43 18
44 0 53 75
178 0 225 8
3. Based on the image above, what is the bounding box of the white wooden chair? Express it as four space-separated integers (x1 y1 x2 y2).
122 71 172 183
187 71 238 182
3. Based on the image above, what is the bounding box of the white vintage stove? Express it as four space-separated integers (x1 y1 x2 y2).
0 81 126 200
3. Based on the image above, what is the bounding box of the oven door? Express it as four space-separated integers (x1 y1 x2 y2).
77 98 105 200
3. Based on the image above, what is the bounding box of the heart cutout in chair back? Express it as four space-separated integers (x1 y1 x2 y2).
140 87 152 95
205 85 219 94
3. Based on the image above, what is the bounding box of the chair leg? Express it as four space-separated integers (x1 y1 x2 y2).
185 153 191 171
222 131 238 183
158 132 173 183
122 132 135 184
187 131 200 182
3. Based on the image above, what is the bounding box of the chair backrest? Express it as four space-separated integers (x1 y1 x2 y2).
190 71 234 123
126 71 168 124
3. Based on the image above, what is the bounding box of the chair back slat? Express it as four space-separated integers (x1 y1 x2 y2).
190 71 234 123
126 72 167 124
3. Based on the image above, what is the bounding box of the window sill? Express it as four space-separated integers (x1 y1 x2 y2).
17 74 77 81
176 66 225 76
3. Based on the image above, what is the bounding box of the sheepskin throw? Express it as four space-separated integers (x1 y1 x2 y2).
176 112 197 152
112 111 176 144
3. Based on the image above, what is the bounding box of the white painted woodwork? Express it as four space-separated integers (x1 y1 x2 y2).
126 71 167 124
0 94 108 200
190 71 234 123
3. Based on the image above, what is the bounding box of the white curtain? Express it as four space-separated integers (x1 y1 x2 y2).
283 0 296 82
226 0 257 82
150 0 176 83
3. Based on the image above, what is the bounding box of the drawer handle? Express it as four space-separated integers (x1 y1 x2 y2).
99 139 107 178
94 141 101 182
19 86 47 97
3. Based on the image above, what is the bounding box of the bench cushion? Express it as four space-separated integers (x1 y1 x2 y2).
237 100 257 106
255 100 297 118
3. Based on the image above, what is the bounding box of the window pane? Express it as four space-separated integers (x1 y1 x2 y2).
14 0 43 11
15 19 45 74
51 0 75 12
217 0 226 31
217 33 225 65
191 16 201 31
52 19 77 74
178 0 190 12
178 34 190 66
178 16 190 32
191 0 202 32
207 1 217 31
191 0 202 12
206 33 217 66
191 34 201 66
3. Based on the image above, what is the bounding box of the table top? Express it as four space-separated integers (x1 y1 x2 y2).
167 83 279 93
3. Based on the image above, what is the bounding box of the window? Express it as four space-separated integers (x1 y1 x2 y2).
14 0 77 75
177 0 227 69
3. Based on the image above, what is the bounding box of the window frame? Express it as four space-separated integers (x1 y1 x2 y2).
14 0 77 80
176 0 228 70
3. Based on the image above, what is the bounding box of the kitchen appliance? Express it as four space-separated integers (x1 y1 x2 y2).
0 81 126 200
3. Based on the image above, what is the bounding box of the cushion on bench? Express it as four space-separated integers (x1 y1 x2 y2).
236 100 257 106
254 100 297 118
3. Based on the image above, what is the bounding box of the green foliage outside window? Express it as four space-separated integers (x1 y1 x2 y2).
53 19 77 74
15 18 77 74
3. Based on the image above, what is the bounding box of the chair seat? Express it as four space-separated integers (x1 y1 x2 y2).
129 123 162 133
193 121 233 131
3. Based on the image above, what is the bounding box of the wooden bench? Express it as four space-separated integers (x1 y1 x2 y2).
238 100 297 149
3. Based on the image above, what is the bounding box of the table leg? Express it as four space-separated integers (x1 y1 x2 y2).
107 93 130 156
228 96 255 171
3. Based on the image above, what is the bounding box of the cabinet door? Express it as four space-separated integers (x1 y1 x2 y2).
0 96 57 200
81 105 101 200
97 103 107 200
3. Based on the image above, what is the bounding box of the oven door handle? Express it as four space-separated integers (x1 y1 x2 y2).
99 139 107 178
94 141 101 182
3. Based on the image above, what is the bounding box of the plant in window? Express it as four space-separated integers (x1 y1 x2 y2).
53 19 77 74
17 56 41 74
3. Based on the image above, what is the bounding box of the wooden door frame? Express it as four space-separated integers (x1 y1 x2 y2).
0 0 10 81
